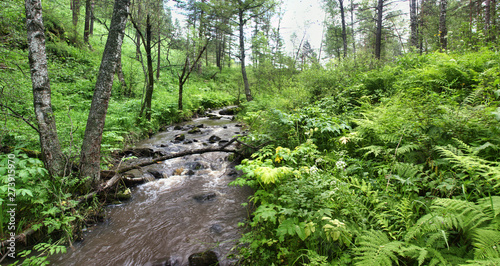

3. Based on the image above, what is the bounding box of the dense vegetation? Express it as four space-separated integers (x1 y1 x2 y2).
1 0 500 264
231 50 500 265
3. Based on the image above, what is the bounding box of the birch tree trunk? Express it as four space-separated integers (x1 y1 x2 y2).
80 0 130 187
25 0 66 177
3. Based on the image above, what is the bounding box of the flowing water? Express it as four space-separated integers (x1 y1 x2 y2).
51 108 252 266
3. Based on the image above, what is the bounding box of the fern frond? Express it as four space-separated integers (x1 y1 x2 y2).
463 89 484 106
395 143 421 156
459 258 500 265
472 228 500 259
354 230 402 266
477 196 500 218
406 198 490 241
359 145 386 158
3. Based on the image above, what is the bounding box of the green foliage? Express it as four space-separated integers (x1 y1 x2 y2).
234 49 500 265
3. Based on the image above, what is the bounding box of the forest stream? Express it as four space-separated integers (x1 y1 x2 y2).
50 107 252 266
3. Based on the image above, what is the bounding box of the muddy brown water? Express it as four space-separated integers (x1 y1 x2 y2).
51 109 252 266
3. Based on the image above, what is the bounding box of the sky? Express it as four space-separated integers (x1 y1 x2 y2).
278 0 325 54
167 0 326 56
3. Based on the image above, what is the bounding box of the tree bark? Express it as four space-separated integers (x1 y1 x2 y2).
25 0 66 177
139 15 154 120
90 0 94 35
339 0 348 58
115 50 127 91
71 0 80 43
485 0 491 41
439 0 447 52
84 0 91 44
80 0 130 187
239 9 252 101
491 0 497 42
410 0 418 48
375 0 384 59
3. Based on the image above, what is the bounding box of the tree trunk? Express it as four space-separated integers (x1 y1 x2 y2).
25 0 66 177
156 28 161 80
135 0 142 60
350 0 356 58
80 0 130 187
375 0 384 59
439 0 447 52
239 9 252 101
485 0 491 41
115 51 127 91
90 0 94 35
140 15 154 120
84 0 91 44
492 0 496 42
339 0 347 58
72 0 80 43
410 0 418 48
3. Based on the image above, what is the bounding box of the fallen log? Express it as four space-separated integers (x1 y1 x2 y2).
115 137 239 174
0 228 35 249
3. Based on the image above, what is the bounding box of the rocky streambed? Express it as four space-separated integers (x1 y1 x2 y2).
51 107 252 266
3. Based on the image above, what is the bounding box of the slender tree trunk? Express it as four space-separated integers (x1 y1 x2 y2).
339 0 348 58
410 0 418 48
419 0 425 54
178 45 207 110
84 0 91 44
72 0 80 43
135 0 142 60
350 0 356 58
115 51 127 91
485 0 491 41
492 0 496 42
239 9 252 102
439 0 447 52
375 0 384 59
140 15 154 121
25 0 66 177
80 0 130 187
156 28 161 80
90 0 94 35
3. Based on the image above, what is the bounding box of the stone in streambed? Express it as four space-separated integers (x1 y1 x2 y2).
193 192 217 202
147 169 166 179
188 127 201 134
209 224 223 234
188 251 218 266
151 256 180 266
174 134 185 142
208 135 221 143
115 188 131 201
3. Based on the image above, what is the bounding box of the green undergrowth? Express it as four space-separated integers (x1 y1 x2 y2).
231 50 500 265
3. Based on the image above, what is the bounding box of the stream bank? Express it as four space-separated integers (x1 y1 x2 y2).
50 107 252 266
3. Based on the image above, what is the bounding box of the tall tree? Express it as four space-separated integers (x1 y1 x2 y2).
409 0 418 48
323 0 348 58
84 0 92 44
71 0 81 42
79 0 130 186
439 0 447 51
232 0 274 102
374 0 384 59
25 0 66 177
